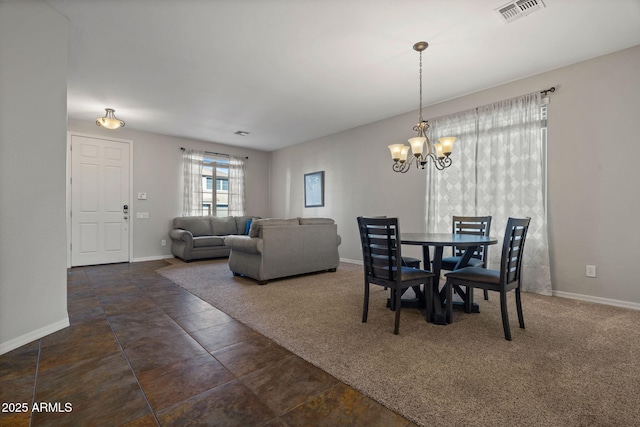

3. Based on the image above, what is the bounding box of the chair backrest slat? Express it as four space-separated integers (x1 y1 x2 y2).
452 216 492 260
500 217 531 286
357 216 403 282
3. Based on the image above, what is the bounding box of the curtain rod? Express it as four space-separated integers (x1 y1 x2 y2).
180 147 248 160
540 86 556 96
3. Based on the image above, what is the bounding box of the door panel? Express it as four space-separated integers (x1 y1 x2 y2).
71 135 130 266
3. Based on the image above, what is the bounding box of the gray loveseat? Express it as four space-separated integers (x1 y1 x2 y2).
169 215 256 261
224 217 341 285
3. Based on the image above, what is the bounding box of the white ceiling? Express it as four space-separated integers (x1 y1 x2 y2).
45 0 640 152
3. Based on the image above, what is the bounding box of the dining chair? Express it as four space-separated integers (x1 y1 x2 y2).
362 216 422 268
438 215 492 301
443 217 531 340
356 216 435 335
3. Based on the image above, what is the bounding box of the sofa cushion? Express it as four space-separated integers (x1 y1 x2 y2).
210 216 238 236
298 217 335 225
193 236 225 248
249 218 299 237
174 216 212 237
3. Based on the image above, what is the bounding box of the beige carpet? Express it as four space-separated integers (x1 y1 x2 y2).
158 259 640 427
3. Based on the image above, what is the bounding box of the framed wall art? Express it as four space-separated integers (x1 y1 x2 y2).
304 171 324 208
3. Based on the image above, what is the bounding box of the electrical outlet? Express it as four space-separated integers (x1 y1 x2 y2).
586 265 597 278
161 239 166 247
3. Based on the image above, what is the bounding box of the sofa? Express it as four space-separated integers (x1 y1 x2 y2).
169 215 257 261
224 217 341 285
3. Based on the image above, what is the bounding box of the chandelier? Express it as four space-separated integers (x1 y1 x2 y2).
388 42 456 173
96 108 125 129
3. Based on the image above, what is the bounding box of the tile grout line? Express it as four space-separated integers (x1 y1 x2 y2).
28 339 42 427
149 267 289 424
96 272 162 427
154 267 343 425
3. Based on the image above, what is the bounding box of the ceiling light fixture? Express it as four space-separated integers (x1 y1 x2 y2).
96 108 125 129
388 42 456 173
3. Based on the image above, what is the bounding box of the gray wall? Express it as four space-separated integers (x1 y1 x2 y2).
0 1 69 353
270 45 640 306
67 120 271 261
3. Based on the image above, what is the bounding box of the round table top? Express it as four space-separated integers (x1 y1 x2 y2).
401 233 498 246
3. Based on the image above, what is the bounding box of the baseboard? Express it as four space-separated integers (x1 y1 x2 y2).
553 290 640 311
340 258 362 265
131 255 174 263
0 317 70 355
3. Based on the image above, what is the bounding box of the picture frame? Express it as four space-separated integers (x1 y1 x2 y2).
304 171 324 208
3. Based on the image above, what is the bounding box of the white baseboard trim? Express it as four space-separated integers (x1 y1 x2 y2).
553 291 640 311
132 255 174 263
341 258 362 265
0 317 70 355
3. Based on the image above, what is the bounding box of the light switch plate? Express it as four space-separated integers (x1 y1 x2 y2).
137 192 147 200
136 212 149 219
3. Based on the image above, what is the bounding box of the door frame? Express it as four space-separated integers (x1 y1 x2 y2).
66 131 134 268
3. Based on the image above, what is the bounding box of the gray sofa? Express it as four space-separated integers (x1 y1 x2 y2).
224 217 341 285
169 215 256 261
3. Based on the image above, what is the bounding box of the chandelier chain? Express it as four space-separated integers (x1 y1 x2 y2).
418 50 423 122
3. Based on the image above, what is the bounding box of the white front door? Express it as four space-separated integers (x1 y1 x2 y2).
71 134 130 266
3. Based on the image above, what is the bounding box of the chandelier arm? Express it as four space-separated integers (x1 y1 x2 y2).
392 160 411 173
432 156 453 170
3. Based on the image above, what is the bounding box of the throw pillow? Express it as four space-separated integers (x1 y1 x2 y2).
244 219 253 235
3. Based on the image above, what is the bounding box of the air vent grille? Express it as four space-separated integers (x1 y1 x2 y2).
495 0 546 23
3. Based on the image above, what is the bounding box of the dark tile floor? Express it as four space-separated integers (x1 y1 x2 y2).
0 260 415 426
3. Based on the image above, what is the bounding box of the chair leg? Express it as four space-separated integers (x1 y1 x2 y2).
445 279 453 324
483 289 489 300
464 286 474 313
393 288 402 335
362 281 369 323
515 287 525 329
425 279 433 323
500 291 512 341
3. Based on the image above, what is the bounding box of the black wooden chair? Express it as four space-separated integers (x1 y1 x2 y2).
438 215 492 301
357 217 435 335
443 217 530 340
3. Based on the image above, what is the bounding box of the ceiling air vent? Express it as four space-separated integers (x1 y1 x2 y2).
495 0 546 23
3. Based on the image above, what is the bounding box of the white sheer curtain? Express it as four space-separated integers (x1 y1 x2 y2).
227 155 246 216
426 92 552 295
425 108 478 233
182 149 204 216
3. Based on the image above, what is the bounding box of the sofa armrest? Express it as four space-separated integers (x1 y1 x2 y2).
169 228 193 244
225 235 263 254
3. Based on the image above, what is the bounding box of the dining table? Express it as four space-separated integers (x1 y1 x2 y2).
401 233 499 325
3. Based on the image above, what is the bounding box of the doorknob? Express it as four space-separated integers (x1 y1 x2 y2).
123 204 129 214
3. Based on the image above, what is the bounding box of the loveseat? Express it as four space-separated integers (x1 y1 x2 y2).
224 217 341 285
169 215 257 261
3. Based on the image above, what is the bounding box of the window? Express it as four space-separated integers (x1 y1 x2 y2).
182 149 245 217
202 156 229 217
